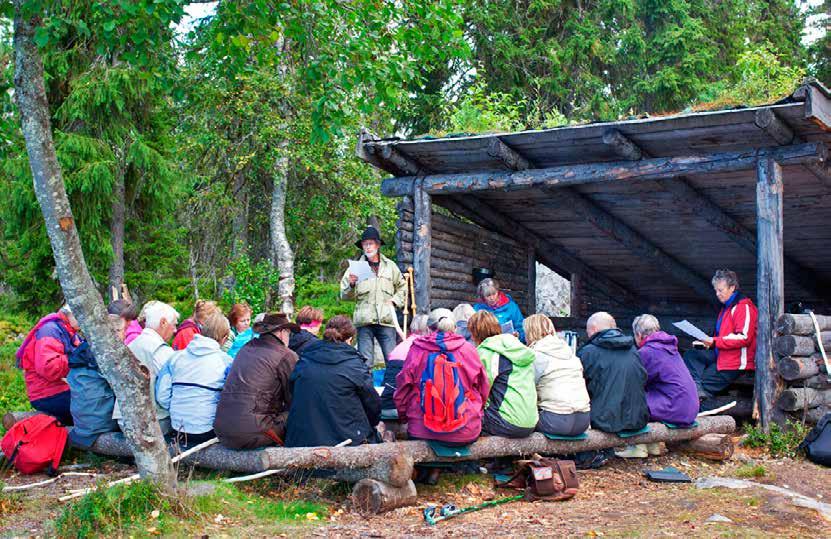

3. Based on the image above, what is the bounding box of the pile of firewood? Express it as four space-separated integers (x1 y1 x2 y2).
775 313 831 423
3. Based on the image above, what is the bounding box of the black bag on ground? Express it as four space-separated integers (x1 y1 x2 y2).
799 412 831 466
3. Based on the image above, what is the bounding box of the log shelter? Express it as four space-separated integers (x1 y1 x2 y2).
357 82 831 428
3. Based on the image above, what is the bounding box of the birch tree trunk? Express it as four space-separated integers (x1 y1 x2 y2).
269 152 295 315
107 146 127 301
13 1 175 489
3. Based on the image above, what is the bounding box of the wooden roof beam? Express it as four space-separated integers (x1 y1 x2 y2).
433 195 647 311
487 135 717 303
550 188 716 302
605 126 829 298
380 142 827 196
755 108 831 189
488 137 531 171
362 138 426 177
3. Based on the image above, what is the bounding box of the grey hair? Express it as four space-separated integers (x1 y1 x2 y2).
632 314 660 339
409 314 430 336
452 303 475 323
712 269 739 289
428 308 456 333
477 278 499 299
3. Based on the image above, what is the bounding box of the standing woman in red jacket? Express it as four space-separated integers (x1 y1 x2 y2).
682 269 758 400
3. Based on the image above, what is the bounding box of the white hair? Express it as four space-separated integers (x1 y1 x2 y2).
428 308 456 333
143 302 179 330
410 314 430 336
59 304 72 315
632 314 660 339
452 303 475 323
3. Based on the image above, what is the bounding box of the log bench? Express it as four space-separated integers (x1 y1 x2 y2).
3 412 735 513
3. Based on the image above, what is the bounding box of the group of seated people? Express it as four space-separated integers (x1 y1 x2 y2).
16 268 756 461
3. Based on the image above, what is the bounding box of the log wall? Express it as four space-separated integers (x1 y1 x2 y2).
774 313 831 424
395 197 532 313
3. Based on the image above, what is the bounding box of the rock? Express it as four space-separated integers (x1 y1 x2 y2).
705 514 733 523
185 481 218 497
536 263 570 316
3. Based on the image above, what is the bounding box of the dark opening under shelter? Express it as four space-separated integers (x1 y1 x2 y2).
356 81 831 427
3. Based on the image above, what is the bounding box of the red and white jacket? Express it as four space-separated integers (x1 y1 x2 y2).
714 295 758 371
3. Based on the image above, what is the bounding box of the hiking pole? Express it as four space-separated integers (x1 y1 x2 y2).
402 271 411 339
423 494 525 525
407 267 416 315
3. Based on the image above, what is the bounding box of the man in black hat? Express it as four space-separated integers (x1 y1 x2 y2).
213 313 300 449
340 226 407 367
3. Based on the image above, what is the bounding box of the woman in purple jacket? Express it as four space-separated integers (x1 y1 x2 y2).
633 314 699 427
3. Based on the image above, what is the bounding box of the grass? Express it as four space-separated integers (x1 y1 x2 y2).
53 480 330 538
735 464 767 479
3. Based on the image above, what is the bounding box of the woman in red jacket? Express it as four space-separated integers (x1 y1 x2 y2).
683 269 758 400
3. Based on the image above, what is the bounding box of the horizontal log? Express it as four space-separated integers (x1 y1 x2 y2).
802 374 831 390
3 411 38 431
260 417 735 468
774 333 831 357
673 433 734 461
777 388 831 411
777 354 826 381
381 142 829 196
802 405 831 424
776 313 831 336
431 268 473 282
352 479 418 515
432 278 477 293
399 227 530 264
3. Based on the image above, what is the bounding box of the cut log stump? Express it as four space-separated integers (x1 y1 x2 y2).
673 433 734 461
352 479 418 515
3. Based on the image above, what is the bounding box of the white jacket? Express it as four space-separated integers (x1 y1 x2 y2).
155 334 232 435
530 334 591 415
113 327 174 422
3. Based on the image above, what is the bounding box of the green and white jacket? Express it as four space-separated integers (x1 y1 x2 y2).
339 254 407 328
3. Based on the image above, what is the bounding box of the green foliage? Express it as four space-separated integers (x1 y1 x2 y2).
294 276 355 321
53 480 328 538
697 43 806 108
222 253 280 314
445 79 526 134
0 312 33 430
808 1 831 86
743 420 811 458
734 463 767 478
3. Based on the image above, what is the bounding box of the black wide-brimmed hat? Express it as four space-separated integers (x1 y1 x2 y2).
355 226 385 249
253 312 300 334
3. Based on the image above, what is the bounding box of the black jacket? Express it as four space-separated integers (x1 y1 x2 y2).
577 328 649 433
289 329 319 356
285 339 381 447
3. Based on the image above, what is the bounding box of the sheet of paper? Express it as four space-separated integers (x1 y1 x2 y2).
500 320 515 335
348 260 374 282
673 320 710 342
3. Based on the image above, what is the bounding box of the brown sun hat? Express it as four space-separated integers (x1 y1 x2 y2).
252 312 300 334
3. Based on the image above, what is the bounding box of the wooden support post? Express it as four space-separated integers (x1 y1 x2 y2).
412 177 432 315
527 246 536 316
352 479 418 515
755 157 786 430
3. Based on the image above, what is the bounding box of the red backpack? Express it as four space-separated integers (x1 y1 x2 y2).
1 414 68 475
420 333 469 433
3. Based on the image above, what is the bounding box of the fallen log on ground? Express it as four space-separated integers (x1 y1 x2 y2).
2 412 735 472
672 433 734 461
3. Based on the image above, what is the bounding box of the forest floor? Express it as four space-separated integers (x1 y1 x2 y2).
0 438 829 537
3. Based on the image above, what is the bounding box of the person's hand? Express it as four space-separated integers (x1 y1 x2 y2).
348 274 358 286
386 299 395 306
513 331 520 339
702 337 714 348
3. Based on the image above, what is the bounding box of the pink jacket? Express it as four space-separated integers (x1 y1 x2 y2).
124 320 142 345
394 331 489 444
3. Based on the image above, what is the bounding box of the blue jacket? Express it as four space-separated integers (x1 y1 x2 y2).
155 334 233 435
474 293 526 343
227 328 255 359
67 341 117 449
